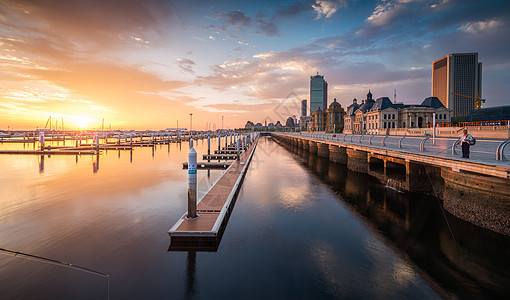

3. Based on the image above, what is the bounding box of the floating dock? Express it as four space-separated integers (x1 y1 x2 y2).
202 154 240 160
169 136 259 250
182 162 232 169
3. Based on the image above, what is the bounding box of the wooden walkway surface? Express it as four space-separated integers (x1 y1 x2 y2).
169 136 259 250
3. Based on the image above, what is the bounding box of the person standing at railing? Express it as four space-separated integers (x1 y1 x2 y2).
456 129 474 158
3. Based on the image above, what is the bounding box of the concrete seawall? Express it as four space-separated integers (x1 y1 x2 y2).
272 133 510 236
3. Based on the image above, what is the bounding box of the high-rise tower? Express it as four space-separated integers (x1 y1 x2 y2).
301 100 307 117
310 74 328 115
432 53 482 118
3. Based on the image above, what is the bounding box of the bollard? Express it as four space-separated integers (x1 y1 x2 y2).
93 132 99 151
236 136 240 160
39 132 45 150
187 139 198 219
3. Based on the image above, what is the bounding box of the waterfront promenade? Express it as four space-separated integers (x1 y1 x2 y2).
273 132 510 236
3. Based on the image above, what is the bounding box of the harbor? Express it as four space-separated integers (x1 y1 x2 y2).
1 136 509 299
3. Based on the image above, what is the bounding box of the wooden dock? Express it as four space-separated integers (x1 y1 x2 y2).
169 136 259 250
0 150 97 155
182 162 232 169
202 154 239 160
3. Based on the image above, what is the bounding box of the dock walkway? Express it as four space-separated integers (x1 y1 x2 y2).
169 136 259 249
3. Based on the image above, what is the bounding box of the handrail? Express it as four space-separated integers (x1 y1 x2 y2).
496 141 510 161
419 137 430 152
398 137 405 148
452 138 461 155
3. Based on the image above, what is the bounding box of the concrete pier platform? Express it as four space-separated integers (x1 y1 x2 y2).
169 137 259 250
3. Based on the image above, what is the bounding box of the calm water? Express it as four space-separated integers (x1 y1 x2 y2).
0 136 509 299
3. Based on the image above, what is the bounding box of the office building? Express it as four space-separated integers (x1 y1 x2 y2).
432 53 482 118
301 100 307 117
310 74 327 115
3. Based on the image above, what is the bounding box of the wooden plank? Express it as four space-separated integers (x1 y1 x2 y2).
169 137 259 249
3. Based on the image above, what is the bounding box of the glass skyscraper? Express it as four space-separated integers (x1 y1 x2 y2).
310 74 328 115
432 53 482 118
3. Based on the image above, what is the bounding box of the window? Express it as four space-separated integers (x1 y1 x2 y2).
384 122 386 128
384 114 386 119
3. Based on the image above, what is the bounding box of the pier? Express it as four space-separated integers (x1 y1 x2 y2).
169 134 259 250
273 132 510 236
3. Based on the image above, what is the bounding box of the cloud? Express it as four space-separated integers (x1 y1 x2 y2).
312 0 347 19
459 19 501 33
1 0 174 48
217 10 252 29
177 58 196 74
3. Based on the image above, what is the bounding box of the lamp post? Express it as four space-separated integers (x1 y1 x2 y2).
222 115 224 130
189 113 193 138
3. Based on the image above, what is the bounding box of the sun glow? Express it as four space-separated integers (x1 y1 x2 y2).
71 115 95 129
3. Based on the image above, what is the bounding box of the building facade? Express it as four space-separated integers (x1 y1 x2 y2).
301 100 307 117
432 53 482 118
311 107 326 131
310 74 327 115
325 98 345 132
344 92 451 134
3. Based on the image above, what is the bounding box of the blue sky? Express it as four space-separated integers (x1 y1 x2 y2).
0 0 509 129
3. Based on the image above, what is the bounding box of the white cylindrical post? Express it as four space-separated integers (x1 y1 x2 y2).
236 136 240 160
187 140 198 219
189 137 193 149
39 132 45 150
432 112 436 145
93 132 99 150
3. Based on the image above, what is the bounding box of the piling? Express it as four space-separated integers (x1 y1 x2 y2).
187 139 198 219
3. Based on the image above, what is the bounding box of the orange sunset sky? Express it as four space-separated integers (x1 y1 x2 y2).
1 0 509 130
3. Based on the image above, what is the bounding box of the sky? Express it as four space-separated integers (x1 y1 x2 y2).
1 0 509 130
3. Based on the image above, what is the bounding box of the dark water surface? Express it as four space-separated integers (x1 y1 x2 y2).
0 136 509 299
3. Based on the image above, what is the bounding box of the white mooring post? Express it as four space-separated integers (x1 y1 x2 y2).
187 139 198 219
93 132 99 151
236 135 240 160
39 132 45 150
432 112 436 145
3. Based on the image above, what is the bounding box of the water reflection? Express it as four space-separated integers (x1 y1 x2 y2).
278 138 510 299
186 250 196 298
38 155 44 174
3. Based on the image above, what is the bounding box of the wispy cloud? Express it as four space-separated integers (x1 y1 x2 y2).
459 19 501 33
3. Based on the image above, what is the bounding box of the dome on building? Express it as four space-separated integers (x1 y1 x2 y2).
328 98 342 110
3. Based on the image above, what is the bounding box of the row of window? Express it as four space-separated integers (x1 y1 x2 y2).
383 114 396 120
435 114 448 120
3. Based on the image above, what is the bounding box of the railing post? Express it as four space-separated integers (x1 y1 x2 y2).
398 136 405 148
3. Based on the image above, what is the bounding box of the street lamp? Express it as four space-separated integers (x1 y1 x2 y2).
189 113 193 137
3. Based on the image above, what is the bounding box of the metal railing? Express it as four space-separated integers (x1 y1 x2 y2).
292 132 510 162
